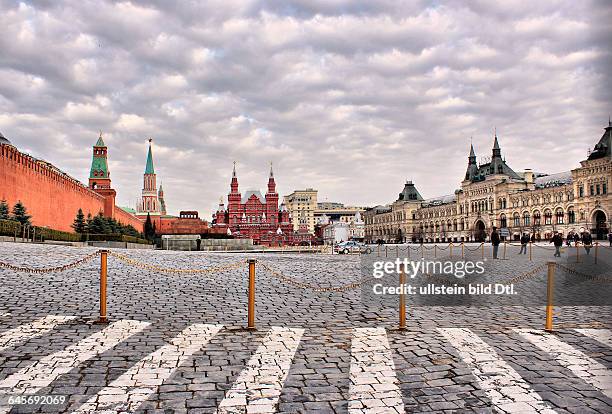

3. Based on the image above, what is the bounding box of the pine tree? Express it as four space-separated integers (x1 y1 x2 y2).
0 200 9 220
85 213 93 233
144 213 155 241
11 201 31 226
72 209 86 233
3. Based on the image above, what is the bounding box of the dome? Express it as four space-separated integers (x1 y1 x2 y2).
0 132 10 145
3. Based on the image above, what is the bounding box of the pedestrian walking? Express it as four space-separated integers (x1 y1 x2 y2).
608 231 612 247
550 231 563 257
491 227 501 259
519 233 529 254
582 231 593 255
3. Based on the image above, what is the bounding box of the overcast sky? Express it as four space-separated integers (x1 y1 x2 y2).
1 1 610 219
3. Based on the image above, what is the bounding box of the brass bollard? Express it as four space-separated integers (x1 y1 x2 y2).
461 242 464 259
450 243 453 259
595 242 598 264
434 245 437 258
247 259 256 330
481 243 484 260
396 245 399 257
385 245 388 258
421 244 424 258
98 250 108 324
503 242 507 260
377 245 380 257
545 261 555 331
399 263 406 330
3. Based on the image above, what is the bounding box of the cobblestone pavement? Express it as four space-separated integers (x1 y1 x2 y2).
0 242 611 413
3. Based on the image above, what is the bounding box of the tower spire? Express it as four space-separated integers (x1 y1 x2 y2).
465 139 478 181
269 161 274 177
145 138 155 174
230 161 239 193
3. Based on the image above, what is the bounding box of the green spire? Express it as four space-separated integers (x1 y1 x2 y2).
95 131 106 147
145 139 155 174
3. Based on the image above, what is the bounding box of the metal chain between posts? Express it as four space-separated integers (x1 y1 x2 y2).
0 251 100 273
259 262 368 292
107 251 244 274
504 263 548 284
554 263 612 283
465 243 484 251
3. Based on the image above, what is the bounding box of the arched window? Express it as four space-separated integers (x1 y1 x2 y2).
555 208 564 224
533 210 541 225
568 207 575 224
513 213 520 227
500 214 507 228
523 212 530 226
544 209 552 225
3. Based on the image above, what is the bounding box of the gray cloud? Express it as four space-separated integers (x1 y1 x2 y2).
0 0 610 219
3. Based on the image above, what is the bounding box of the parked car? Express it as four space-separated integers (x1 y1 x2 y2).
334 241 372 254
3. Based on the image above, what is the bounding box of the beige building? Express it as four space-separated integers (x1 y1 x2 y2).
284 188 318 233
315 202 366 224
365 122 611 243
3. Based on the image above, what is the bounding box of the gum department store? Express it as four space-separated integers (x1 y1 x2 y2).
364 121 612 243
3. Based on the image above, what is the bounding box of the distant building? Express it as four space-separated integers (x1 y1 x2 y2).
365 122 611 243
213 163 311 246
283 188 318 233
314 202 365 224
321 212 364 245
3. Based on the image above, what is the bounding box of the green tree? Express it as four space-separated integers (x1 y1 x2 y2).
0 200 9 220
144 213 155 241
11 201 31 226
86 213 93 233
72 208 86 233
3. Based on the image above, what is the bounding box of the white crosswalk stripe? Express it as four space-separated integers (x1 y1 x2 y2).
439 328 556 414
215 326 304 414
575 328 612 348
516 329 612 399
73 323 223 413
348 327 404 413
0 319 148 414
0 315 76 352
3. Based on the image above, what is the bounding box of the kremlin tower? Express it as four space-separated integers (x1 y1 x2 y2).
137 139 161 216
88 132 116 218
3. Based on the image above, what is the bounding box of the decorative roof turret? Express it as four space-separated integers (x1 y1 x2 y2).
465 140 479 181
397 180 424 202
267 161 276 194
587 119 612 160
230 161 239 193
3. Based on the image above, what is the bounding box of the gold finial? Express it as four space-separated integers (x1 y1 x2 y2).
148 137 153 143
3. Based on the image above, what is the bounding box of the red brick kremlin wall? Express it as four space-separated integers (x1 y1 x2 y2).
0 144 143 233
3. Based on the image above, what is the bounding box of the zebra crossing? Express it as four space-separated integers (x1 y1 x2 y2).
0 316 610 413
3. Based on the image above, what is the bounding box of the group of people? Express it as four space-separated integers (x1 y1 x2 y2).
489 227 608 259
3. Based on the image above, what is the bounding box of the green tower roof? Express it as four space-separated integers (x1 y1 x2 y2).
145 141 155 174
90 136 109 179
